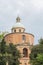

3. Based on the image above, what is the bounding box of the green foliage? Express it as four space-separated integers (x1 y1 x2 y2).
30 38 43 65
37 54 43 62
0 39 6 65
0 32 9 42
39 38 43 45
1 39 6 53
0 39 21 65
0 33 4 42
7 43 21 65
30 54 43 65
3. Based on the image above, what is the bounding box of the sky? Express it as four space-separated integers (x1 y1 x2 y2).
0 0 43 44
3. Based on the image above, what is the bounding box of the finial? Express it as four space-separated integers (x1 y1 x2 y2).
16 16 21 22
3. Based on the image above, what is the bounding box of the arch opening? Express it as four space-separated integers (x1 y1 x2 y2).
23 48 28 57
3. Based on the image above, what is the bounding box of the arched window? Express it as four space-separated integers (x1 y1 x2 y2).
23 48 28 57
22 35 26 40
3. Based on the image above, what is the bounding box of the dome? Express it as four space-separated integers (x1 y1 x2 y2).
11 16 25 30
14 22 25 28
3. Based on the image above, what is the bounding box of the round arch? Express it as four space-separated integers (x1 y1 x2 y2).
23 48 28 57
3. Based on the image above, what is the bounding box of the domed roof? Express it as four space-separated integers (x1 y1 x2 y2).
14 22 25 28
12 16 25 29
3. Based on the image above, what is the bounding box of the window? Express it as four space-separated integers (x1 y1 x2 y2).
23 48 28 57
14 30 16 33
19 29 21 32
22 35 26 40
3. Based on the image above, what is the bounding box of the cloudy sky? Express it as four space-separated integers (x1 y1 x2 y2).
0 0 43 44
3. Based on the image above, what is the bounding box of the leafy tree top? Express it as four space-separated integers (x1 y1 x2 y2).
39 38 43 45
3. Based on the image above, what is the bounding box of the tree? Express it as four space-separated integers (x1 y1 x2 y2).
30 54 43 65
0 39 21 65
0 39 6 65
7 43 21 65
0 33 4 42
37 54 43 64
0 32 9 42
1 39 6 53
30 38 43 65
39 38 43 45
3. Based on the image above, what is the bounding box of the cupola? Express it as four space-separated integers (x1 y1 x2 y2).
11 16 25 33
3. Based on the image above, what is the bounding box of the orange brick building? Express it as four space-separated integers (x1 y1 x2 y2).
4 17 34 65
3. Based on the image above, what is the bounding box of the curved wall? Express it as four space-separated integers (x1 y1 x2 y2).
4 33 34 45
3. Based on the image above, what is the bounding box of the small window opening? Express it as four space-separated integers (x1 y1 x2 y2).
14 30 16 33
19 29 21 32
23 48 28 57
22 35 26 40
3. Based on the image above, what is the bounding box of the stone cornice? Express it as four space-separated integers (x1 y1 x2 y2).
4 32 34 39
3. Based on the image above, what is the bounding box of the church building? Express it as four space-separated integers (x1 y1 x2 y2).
4 17 34 65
